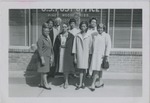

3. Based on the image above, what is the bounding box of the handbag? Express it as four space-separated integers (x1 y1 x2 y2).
101 56 109 69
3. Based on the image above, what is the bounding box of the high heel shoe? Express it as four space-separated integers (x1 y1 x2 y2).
89 87 95 92
95 83 104 88
38 84 43 88
63 84 68 89
75 84 85 90
81 84 85 89
89 86 95 92
43 86 51 90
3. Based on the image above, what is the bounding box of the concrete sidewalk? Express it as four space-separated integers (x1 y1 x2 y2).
9 71 142 97
9 71 142 80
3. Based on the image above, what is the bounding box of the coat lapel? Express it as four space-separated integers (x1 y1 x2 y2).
43 35 52 47
65 33 73 47
76 33 84 49
66 33 72 42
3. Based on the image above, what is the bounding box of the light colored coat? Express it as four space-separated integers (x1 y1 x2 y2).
69 28 80 36
87 28 98 36
89 32 111 74
72 32 92 69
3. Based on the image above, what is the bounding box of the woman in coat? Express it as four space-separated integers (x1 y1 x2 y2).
89 23 111 91
54 23 75 89
72 21 93 90
37 23 54 90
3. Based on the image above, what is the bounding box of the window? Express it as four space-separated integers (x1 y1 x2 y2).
9 9 142 49
109 9 114 48
109 9 142 49
132 9 142 48
9 9 29 46
114 9 131 48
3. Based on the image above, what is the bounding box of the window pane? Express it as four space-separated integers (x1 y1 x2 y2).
31 9 37 44
102 9 108 32
109 9 114 48
132 9 142 48
9 9 26 46
114 9 131 48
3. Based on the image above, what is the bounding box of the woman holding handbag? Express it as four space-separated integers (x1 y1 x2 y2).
89 23 111 91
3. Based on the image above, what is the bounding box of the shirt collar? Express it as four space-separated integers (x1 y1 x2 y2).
77 32 90 40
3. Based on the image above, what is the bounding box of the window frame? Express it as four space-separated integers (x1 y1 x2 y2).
9 9 32 48
109 9 142 49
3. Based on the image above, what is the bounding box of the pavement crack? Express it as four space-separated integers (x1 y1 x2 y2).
37 89 44 97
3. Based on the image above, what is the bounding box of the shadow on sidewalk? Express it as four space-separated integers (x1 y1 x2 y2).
49 75 93 87
24 50 40 87
23 50 93 87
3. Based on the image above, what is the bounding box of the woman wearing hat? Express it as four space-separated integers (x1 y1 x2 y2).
89 23 111 91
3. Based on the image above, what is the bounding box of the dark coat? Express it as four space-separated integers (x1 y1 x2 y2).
54 32 75 73
37 34 54 73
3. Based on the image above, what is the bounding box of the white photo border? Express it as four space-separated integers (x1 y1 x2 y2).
0 1 149 103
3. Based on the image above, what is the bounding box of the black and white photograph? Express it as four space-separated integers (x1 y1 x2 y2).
0 1 149 103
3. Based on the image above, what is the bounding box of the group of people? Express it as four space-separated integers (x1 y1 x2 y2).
37 17 111 91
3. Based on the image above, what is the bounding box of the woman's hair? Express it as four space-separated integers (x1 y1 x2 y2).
69 18 76 25
97 23 106 31
59 22 69 34
46 18 54 25
55 17 62 22
54 17 62 26
79 21 88 32
62 22 69 27
89 17 97 23
42 23 49 30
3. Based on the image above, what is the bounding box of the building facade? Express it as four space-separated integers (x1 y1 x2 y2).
9 9 142 73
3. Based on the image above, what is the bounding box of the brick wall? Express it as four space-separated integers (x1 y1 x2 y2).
109 55 142 73
9 49 142 73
